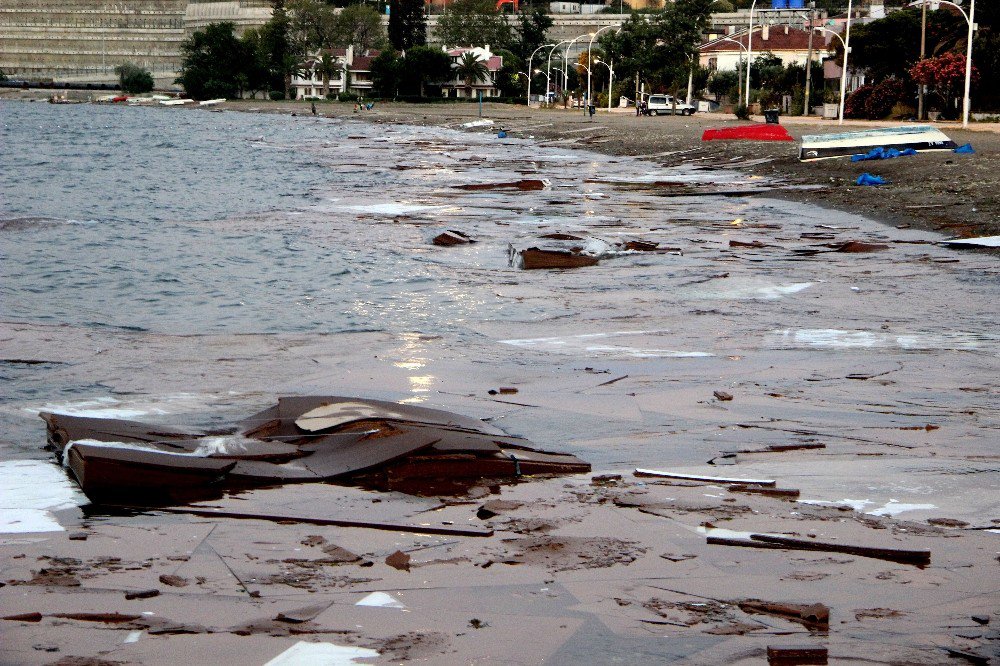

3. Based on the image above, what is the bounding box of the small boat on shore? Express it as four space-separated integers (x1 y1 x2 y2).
799 125 957 161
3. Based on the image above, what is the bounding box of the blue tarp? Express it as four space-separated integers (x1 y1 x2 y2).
850 146 918 162
954 143 975 154
856 173 887 186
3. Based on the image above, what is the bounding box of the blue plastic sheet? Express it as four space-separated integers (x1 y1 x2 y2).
497 130 508 139
856 173 887 186
954 143 975 154
850 146 918 162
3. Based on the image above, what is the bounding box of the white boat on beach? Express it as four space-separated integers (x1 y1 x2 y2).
799 125 957 161
159 98 194 106
199 98 226 107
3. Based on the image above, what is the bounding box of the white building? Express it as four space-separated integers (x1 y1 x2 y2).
441 46 504 99
292 46 380 99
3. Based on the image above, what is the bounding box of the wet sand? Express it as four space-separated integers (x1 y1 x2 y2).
2 98 998 665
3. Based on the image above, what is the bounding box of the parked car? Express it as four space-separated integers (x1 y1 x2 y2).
644 94 696 116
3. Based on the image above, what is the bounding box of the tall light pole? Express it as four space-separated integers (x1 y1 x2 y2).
587 26 616 112
837 0 854 126
564 33 589 105
528 43 553 108
744 0 759 111
594 58 614 112
547 40 569 103
814 26 848 124
908 0 976 128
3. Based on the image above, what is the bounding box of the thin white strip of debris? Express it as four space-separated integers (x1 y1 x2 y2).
264 641 379 666
634 469 776 486
940 235 1000 248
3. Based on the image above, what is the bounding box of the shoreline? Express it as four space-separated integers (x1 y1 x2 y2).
2 95 998 665
220 98 1000 241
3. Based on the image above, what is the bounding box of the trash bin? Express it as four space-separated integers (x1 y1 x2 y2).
588 104 596 117
763 109 780 124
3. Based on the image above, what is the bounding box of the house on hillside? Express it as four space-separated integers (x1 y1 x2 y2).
292 46 380 99
441 46 504 99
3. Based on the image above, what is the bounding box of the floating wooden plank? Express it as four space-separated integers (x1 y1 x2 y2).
728 485 800 498
517 248 600 270
739 600 829 628
799 125 956 161
750 534 930 566
767 644 828 665
634 469 777 486
66 443 235 502
147 506 493 537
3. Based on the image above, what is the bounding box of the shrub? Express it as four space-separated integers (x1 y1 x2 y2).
337 92 356 102
268 90 285 101
864 78 903 120
844 84 874 119
115 62 154 94
734 103 750 120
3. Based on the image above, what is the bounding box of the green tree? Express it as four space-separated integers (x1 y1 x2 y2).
600 0 711 100
334 5 388 52
707 69 738 102
401 45 452 96
388 0 426 50
371 50 404 96
848 7 965 84
317 50 339 97
454 51 489 96
494 48 524 97
511 7 551 65
260 0 298 98
239 27 276 98
435 0 512 49
115 62 155 94
287 0 338 50
176 22 251 99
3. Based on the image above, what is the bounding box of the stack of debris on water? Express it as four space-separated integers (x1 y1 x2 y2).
40 396 590 503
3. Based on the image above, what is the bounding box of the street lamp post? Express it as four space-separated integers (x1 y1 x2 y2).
547 40 569 103
528 43 554 108
837 0 854 126
908 0 976 128
814 26 849 124
744 0 759 111
587 26 616 114
594 58 614 112
564 33 589 107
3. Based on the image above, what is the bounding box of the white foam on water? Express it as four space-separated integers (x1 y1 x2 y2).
356 591 406 609
798 498 873 512
0 460 87 533
687 281 815 301
769 329 989 351
346 203 443 216
866 500 938 517
24 393 222 419
263 641 380 666
500 330 712 358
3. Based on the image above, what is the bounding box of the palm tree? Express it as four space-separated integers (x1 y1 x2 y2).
317 51 338 98
454 52 489 98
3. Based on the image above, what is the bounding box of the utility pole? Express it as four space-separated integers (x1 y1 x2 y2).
803 1 815 115
917 0 927 120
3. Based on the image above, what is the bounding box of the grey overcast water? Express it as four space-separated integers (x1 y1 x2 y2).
1 101 997 525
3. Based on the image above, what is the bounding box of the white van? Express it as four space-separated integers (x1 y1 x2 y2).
644 94 696 116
